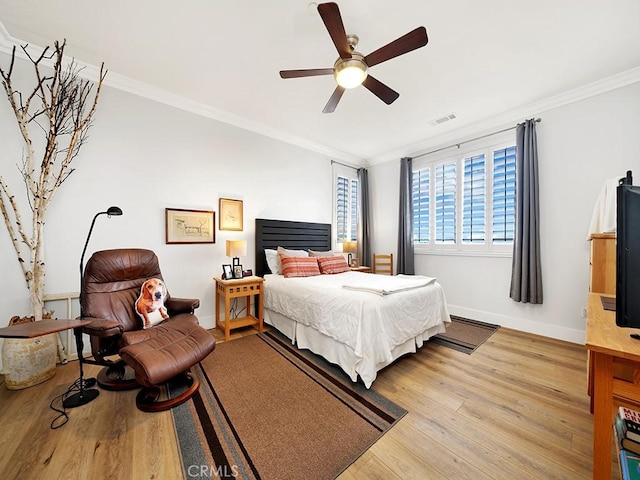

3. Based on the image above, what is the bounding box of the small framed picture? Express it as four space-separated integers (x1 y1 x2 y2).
350 257 360 268
233 264 243 279
219 198 243 231
222 264 233 280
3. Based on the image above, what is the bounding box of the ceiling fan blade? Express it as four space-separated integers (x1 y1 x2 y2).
322 86 346 113
362 75 399 105
280 68 334 79
317 2 351 59
364 26 428 68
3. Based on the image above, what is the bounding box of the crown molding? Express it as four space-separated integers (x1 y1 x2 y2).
0 22 107 84
2 19 637 169
0 20 365 166
105 73 365 165
366 66 640 166
0 19 16 52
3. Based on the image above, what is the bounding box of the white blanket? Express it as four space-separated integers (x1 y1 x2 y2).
263 271 450 387
342 273 436 295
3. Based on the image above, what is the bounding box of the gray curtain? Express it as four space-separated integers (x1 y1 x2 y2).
510 119 543 303
397 157 415 274
357 168 371 267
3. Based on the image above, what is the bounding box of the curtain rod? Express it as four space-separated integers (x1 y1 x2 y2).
413 117 542 160
331 159 359 170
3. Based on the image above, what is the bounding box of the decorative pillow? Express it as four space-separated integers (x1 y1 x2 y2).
270 246 309 275
277 246 309 258
134 278 169 329
308 249 336 257
279 255 321 278
317 255 351 274
265 249 279 274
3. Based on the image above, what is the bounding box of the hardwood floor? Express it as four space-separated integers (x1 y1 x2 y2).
0 327 613 479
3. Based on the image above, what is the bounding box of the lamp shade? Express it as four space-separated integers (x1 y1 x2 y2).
343 241 358 254
226 240 247 258
106 206 123 216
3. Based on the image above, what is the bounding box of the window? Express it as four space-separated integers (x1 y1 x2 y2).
334 168 359 246
462 154 486 243
412 168 429 243
412 137 516 254
350 178 358 242
492 146 516 243
435 161 456 243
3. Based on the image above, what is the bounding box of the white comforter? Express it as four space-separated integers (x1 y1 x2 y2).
264 272 450 384
341 273 436 295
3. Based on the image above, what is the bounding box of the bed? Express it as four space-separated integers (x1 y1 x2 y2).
255 218 451 388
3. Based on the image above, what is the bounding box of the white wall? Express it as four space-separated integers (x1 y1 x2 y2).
2 51 639 374
369 81 640 343
0 51 332 369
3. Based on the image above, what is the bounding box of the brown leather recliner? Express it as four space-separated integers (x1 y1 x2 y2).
80 248 216 411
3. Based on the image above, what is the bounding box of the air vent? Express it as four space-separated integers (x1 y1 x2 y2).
432 113 457 126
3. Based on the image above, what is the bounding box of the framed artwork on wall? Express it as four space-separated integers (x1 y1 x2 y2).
219 198 243 231
165 208 215 244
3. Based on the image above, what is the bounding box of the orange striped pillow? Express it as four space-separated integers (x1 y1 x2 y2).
317 255 350 274
279 255 321 278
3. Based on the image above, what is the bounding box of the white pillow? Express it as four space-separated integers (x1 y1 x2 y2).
272 246 309 275
308 249 336 257
265 249 279 274
265 247 309 274
277 246 309 257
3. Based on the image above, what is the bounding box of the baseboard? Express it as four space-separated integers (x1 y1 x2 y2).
198 314 216 331
448 305 585 345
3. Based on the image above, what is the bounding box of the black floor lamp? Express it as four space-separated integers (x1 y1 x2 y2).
63 206 123 409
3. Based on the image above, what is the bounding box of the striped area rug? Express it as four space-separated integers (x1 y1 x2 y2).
171 330 407 480
431 315 500 354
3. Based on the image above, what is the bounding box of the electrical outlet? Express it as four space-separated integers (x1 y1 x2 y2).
581 307 588 318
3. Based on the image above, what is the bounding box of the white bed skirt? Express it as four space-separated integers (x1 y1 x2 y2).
264 308 446 388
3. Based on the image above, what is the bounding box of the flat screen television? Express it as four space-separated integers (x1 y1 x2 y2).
616 171 640 328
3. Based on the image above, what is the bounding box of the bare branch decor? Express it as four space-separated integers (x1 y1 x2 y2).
0 40 107 321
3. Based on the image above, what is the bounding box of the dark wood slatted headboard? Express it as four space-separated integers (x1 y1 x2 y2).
255 218 332 277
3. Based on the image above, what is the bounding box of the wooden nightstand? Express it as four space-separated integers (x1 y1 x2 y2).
214 275 264 341
350 266 371 273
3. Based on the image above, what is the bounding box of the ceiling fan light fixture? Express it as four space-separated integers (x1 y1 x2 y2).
334 57 368 89
279 4 428 112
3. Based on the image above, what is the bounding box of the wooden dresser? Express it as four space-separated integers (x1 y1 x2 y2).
589 233 616 294
586 233 640 477
587 233 637 407
586 292 640 478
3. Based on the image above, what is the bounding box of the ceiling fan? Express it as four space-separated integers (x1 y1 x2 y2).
279 2 428 113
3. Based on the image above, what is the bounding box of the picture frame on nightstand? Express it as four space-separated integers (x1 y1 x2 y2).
350 257 360 268
233 264 243 279
222 264 233 280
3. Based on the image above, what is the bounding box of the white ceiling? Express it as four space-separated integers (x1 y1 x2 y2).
1 0 639 165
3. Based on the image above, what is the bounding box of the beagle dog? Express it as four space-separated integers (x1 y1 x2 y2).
135 278 169 328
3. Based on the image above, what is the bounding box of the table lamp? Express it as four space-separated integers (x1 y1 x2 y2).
343 241 358 264
226 240 247 267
